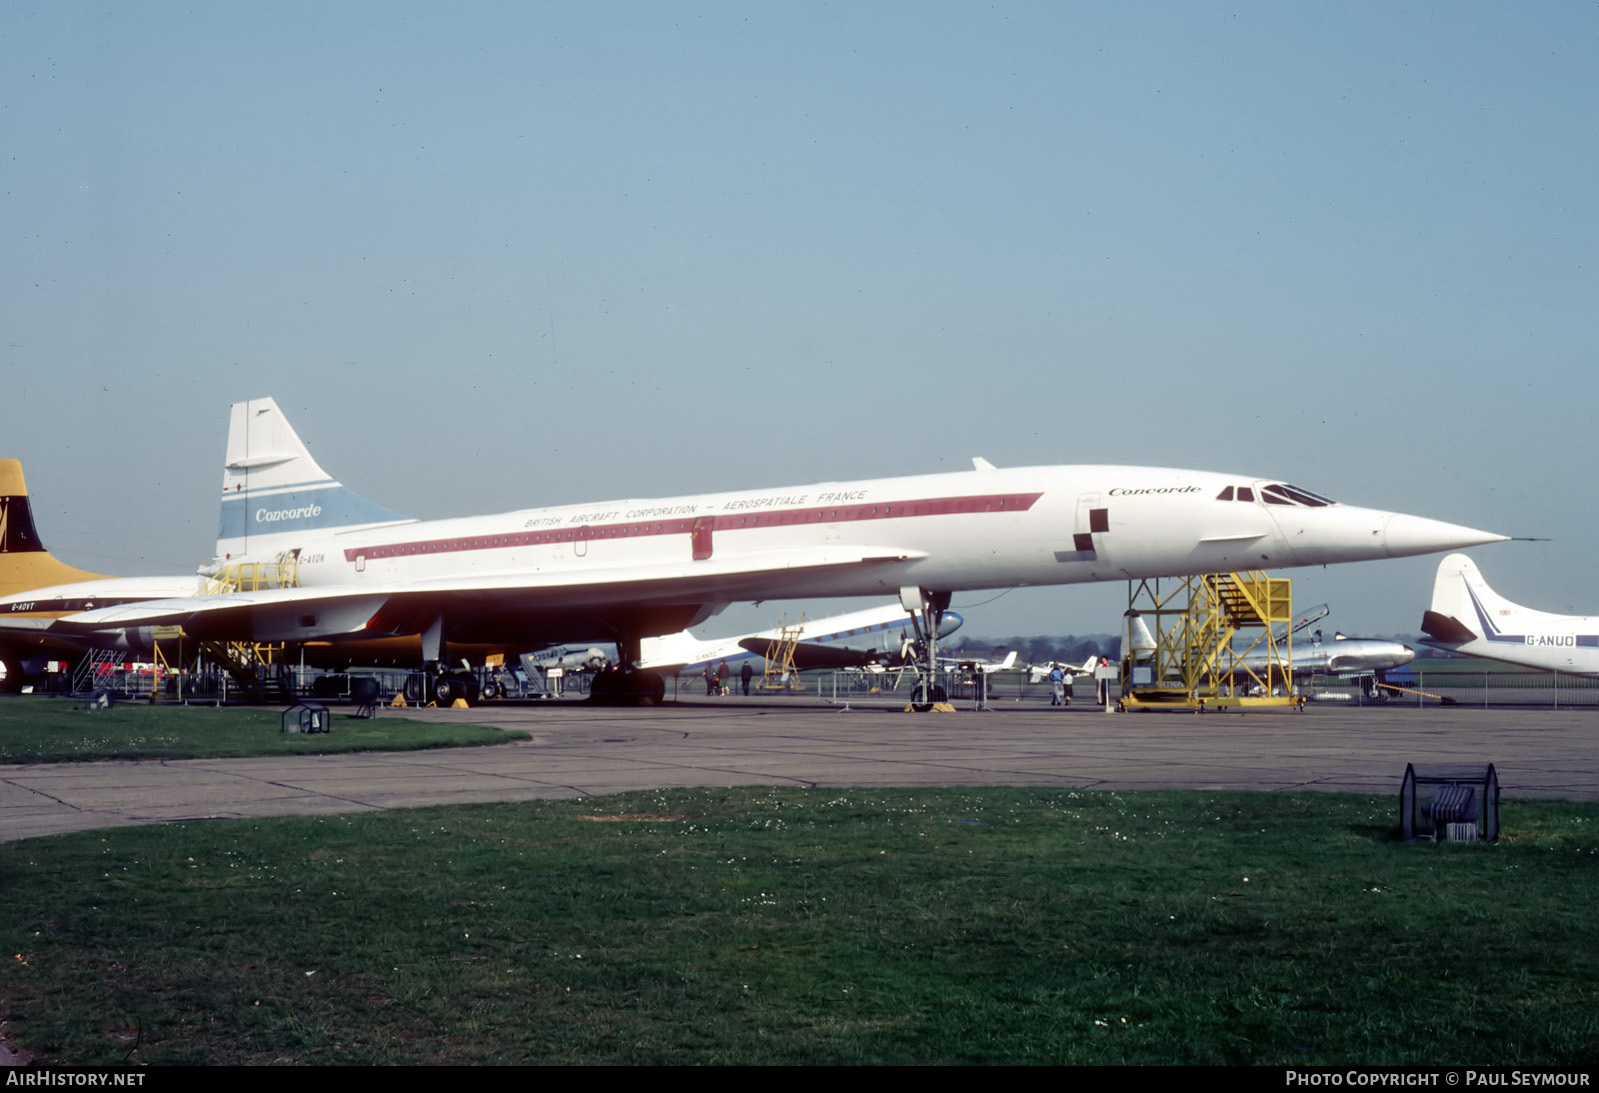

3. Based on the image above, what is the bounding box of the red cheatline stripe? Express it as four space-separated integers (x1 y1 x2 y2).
340 492 1043 563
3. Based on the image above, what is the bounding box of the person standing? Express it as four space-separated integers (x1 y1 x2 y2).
1049 664 1066 707
740 660 754 696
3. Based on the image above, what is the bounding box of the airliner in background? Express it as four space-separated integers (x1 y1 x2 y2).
638 602 963 678
1236 631 1416 695
0 460 202 687
39 397 1504 705
1420 553 1599 675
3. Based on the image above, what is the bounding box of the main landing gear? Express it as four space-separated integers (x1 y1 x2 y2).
587 626 667 705
588 666 667 706
426 664 480 706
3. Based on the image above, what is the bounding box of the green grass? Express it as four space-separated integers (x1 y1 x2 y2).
3 788 1597 1065
0 699 521 762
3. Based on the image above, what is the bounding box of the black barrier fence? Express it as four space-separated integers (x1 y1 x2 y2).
33 659 1599 709
812 668 1599 710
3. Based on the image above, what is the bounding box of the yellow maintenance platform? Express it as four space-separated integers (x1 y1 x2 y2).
1120 571 1299 710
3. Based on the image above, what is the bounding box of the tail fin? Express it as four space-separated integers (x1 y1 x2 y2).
217 398 413 560
0 460 111 597
1124 610 1157 659
1422 553 1514 645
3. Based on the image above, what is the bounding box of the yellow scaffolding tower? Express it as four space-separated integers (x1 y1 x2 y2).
759 614 803 691
202 557 299 595
195 558 300 673
1121 571 1297 710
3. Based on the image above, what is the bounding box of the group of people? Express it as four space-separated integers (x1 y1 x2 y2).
1049 664 1111 706
703 658 757 696
1048 664 1072 706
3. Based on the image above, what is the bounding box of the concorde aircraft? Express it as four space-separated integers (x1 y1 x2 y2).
1420 553 1599 675
49 398 1506 707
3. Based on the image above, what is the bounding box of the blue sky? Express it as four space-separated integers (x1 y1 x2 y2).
4 2 1595 641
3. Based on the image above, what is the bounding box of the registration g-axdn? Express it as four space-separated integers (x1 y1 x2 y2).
59 397 1506 703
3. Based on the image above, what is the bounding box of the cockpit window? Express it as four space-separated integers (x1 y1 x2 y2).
1218 483 1338 506
1262 483 1335 507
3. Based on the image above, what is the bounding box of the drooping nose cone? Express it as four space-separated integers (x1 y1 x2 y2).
1380 514 1507 559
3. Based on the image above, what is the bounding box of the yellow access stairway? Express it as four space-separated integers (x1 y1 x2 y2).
1121 571 1298 710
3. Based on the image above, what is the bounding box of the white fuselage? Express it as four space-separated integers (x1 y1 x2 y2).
240 465 1490 606
1236 635 1415 678
0 575 206 678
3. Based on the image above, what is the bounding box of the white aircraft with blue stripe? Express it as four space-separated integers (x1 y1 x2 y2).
638 603 963 677
53 397 1507 705
1421 553 1599 674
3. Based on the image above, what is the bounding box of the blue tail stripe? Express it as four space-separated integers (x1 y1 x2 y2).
218 483 411 541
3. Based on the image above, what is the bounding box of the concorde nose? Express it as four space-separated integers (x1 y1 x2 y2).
1381 514 1508 559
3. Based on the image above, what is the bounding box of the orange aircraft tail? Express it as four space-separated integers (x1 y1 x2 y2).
0 459 110 598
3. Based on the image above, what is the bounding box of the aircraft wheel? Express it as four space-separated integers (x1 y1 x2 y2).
638 670 666 706
588 668 618 704
432 673 479 706
910 681 946 713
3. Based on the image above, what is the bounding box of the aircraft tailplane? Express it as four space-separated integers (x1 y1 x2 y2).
0 460 111 598
216 398 414 560
1422 552 1521 646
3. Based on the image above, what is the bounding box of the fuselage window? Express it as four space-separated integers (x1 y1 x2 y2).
1236 487 1254 502
1216 486 1235 501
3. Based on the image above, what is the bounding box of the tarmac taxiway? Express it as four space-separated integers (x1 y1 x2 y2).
3 697 1596 843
